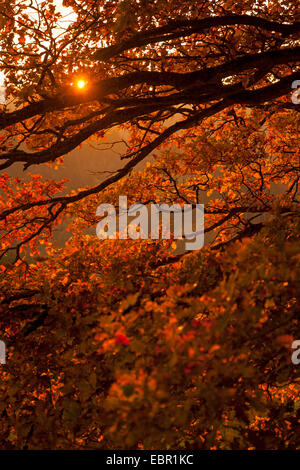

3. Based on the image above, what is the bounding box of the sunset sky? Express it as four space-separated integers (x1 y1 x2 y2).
0 0 76 95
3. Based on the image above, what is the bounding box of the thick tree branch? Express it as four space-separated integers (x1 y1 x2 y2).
94 15 300 61
1 47 299 131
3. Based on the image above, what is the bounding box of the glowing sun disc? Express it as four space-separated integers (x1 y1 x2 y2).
77 80 86 89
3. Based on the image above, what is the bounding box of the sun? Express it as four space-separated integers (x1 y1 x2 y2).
77 80 86 89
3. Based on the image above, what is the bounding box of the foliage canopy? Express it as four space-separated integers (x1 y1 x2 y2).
0 0 299 449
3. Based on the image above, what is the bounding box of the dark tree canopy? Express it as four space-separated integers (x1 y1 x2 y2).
0 0 299 450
